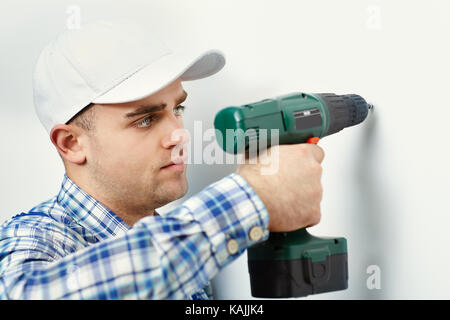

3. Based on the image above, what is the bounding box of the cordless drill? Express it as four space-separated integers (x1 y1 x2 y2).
214 92 373 298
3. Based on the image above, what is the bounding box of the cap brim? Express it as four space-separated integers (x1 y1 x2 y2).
91 49 225 104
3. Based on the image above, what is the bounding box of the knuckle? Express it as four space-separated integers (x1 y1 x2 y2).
311 145 325 163
309 183 322 198
314 162 323 174
314 184 323 200
308 161 322 176
317 145 325 157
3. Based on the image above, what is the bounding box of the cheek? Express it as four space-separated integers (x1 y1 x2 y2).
100 135 161 174
127 136 161 168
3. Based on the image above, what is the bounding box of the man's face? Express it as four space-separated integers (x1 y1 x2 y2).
84 78 189 214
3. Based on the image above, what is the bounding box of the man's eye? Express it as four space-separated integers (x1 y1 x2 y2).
134 106 185 129
174 105 186 116
135 115 155 128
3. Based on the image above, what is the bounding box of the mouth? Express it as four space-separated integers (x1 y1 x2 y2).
160 158 186 171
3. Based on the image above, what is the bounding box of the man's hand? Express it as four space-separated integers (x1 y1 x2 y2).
236 144 325 232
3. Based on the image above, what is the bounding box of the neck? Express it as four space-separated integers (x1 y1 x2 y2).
65 170 155 227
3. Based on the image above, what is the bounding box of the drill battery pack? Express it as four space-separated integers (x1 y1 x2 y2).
247 229 348 298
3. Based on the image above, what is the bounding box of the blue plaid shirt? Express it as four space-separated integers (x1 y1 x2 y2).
0 173 269 299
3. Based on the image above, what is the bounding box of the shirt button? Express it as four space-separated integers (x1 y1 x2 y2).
249 226 263 241
226 239 239 255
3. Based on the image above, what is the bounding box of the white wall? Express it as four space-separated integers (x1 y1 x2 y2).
1 0 449 299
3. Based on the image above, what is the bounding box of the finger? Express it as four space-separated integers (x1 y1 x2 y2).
309 145 325 163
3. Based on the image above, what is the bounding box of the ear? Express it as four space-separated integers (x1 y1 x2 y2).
50 124 87 165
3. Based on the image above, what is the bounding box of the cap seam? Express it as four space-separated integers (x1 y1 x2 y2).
56 40 96 91
58 40 170 95
91 52 174 101
46 43 95 127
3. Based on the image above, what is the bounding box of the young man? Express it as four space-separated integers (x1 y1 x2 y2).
0 20 324 299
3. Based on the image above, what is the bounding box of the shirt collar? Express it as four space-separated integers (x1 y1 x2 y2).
56 174 130 240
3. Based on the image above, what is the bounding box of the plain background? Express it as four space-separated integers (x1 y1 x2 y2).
1 0 449 299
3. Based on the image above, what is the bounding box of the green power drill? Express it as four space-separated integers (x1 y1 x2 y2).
213 92 373 298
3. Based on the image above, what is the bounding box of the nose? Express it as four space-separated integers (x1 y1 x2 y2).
161 119 190 149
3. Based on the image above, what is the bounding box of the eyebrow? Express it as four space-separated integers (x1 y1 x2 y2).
124 90 188 119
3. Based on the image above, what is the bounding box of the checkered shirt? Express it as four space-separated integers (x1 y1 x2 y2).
0 173 269 299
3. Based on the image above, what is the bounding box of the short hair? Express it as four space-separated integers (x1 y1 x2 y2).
67 103 96 133
58 103 96 164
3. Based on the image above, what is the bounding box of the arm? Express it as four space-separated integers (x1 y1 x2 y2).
0 173 269 299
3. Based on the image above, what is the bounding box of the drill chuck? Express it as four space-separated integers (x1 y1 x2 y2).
317 93 370 136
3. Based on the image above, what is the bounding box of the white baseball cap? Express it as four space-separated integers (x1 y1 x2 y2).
33 19 226 134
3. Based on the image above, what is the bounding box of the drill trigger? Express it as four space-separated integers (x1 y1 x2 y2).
307 137 320 144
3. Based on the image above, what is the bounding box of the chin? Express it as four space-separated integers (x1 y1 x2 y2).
165 179 188 200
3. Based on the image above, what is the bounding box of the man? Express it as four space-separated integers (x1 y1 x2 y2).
0 20 324 299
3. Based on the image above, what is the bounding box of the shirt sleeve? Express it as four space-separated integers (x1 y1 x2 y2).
0 173 269 299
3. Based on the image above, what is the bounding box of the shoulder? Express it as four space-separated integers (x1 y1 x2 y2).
2 196 68 233
0 197 89 255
